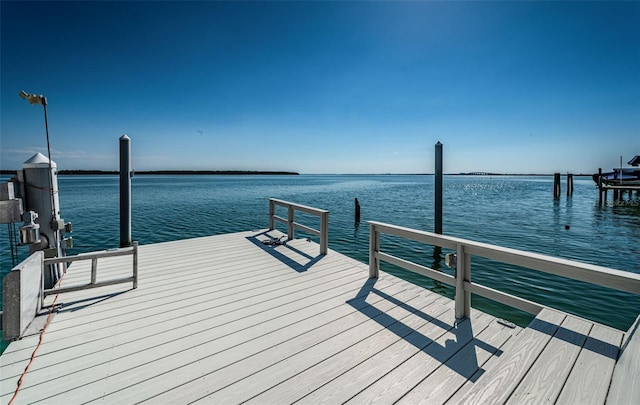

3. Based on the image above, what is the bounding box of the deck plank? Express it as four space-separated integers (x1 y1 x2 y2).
196 290 451 403
0 254 356 369
91 282 427 403
451 307 566 404
291 300 461 404
397 317 519 404
230 293 453 404
506 314 592 404
343 310 496 405
0 230 629 405
0 270 369 392
557 323 623 404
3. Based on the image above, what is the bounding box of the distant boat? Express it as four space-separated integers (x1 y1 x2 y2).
593 155 640 186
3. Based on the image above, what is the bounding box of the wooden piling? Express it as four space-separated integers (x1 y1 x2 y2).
354 198 361 222
119 134 132 248
567 173 573 196
553 173 561 199
435 142 443 234
598 168 603 205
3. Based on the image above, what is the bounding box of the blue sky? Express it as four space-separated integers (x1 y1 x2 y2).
1 1 639 174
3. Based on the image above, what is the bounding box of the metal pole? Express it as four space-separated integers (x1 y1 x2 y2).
42 100 57 225
435 142 443 234
119 135 132 247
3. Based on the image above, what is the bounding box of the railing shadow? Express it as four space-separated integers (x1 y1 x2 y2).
55 290 131 313
347 278 502 381
246 231 324 273
527 316 620 360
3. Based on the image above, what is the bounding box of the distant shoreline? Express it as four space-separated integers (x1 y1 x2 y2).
0 170 594 176
0 170 300 176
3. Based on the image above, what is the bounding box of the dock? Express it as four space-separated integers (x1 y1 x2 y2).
1 224 638 404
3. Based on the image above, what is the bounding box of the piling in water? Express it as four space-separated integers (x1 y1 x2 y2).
120 134 132 247
354 198 361 222
567 173 573 196
435 142 443 234
553 173 561 199
598 168 603 205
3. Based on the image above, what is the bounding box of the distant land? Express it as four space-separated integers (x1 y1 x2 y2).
0 170 595 176
0 170 299 176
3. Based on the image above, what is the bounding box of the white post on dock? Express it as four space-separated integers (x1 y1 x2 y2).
435 142 443 234
119 135 132 248
454 243 471 320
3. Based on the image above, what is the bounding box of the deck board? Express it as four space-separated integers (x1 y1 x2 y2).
344 310 500 404
506 314 592 404
447 307 566 404
0 230 628 405
556 323 623 404
244 295 453 404
397 316 517 404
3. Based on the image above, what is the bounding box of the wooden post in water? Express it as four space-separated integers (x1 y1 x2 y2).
354 198 361 222
553 173 561 199
435 142 443 234
567 173 574 196
119 134 132 248
598 168 603 205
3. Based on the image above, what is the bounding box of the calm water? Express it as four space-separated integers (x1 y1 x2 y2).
2 174 639 353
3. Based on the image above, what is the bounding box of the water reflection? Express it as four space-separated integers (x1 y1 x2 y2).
431 246 447 295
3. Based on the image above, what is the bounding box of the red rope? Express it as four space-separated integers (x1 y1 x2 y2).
7 274 64 405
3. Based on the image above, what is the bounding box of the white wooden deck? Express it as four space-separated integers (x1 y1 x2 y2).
0 230 626 404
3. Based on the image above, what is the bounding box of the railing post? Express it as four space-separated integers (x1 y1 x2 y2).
369 223 380 278
455 243 471 320
287 205 294 241
133 241 138 289
90 257 98 285
269 199 275 230
320 211 328 255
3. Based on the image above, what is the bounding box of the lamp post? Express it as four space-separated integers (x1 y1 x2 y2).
19 91 52 167
19 90 57 244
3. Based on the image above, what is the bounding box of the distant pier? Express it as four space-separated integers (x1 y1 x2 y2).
595 167 640 205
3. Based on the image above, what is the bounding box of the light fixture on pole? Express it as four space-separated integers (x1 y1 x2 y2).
18 90 52 168
19 90 47 106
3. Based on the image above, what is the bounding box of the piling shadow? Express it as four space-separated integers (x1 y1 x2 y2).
246 231 324 273
347 279 502 381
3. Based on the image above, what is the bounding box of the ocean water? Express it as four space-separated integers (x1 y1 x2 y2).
1 174 639 351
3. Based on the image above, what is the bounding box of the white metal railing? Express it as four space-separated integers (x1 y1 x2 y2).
269 199 329 255
368 221 640 320
43 241 138 297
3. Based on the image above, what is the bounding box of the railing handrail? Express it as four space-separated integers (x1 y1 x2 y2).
368 221 640 320
43 241 138 297
269 199 329 255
